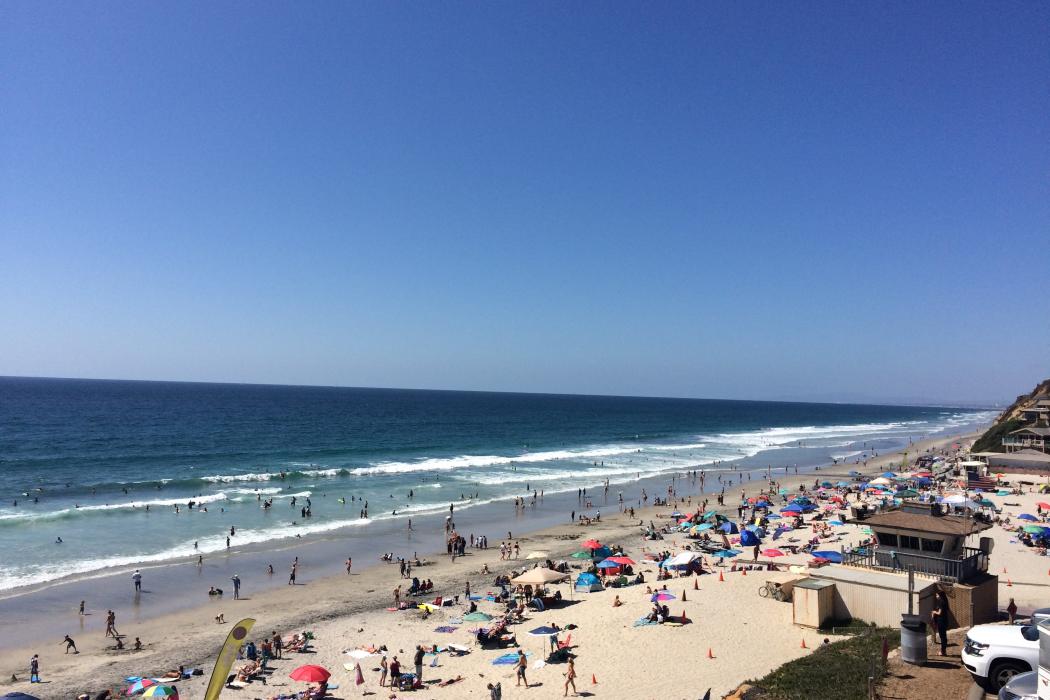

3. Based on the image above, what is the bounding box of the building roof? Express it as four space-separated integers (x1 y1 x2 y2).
811 565 937 593
1010 427 1050 436
862 510 990 536
972 450 1050 464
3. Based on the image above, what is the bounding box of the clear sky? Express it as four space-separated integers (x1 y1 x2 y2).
1 2 1047 405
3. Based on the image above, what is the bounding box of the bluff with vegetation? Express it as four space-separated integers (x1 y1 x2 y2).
971 378 1050 453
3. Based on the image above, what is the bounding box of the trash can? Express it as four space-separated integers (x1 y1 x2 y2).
900 613 927 665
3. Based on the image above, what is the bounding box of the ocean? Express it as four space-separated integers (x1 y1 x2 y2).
0 376 994 594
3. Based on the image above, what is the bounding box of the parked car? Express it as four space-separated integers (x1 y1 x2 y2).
962 623 1039 691
998 671 1037 700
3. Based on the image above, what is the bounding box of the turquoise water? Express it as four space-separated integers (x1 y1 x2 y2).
0 377 993 591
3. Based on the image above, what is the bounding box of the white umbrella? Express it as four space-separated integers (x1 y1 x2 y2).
511 568 570 585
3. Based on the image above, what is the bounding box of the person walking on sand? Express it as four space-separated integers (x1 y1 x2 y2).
563 655 576 696
231 574 241 600
288 565 296 585
132 569 142 592
62 635 78 654
515 649 529 687
78 600 85 615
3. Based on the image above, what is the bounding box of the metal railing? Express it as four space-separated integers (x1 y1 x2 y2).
841 547 987 583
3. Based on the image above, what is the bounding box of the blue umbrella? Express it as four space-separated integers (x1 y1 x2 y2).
836 481 850 487
694 523 714 531
765 514 782 519
718 522 739 534
881 472 896 478
528 626 560 636
711 549 741 558
1019 514 1039 521
595 560 620 569
2 694 42 700
811 551 843 563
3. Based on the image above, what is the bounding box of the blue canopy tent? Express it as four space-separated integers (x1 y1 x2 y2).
740 529 761 547
575 572 603 593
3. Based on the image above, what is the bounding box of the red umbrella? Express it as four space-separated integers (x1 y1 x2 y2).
762 549 785 557
581 540 602 550
1038 502 1050 510
289 665 331 683
607 556 636 565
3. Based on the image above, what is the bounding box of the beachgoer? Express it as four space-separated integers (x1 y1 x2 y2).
931 590 950 656
78 600 85 615
389 655 401 687
231 574 241 599
379 655 388 686
346 557 352 574
414 645 425 682
516 649 528 687
132 569 142 592
487 682 502 700
62 635 78 654
1007 597 1018 624
563 656 576 696
30 654 40 683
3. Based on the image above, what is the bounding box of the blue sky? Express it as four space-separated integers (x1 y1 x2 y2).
1 2 1047 404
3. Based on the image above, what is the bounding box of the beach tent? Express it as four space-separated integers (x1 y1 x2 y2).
592 545 613 559
574 572 603 593
512 568 570 585
740 529 761 547
570 550 594 560
718 522 739 534
663 551 701 568
1018 514 1039 522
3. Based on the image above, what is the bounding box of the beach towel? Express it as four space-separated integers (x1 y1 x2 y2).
633 617 658 627
492 652 529 665
434 626 458 633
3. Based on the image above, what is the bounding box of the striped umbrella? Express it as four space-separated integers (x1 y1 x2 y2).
140 687 178 699
126 680 158 696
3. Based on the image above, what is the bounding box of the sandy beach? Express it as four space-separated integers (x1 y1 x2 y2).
0 429 991 699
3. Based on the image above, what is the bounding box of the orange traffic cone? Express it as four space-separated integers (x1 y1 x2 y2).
1007 579 1013 587
693 578 699 590
707 647 714 659
682 590 687 601
592 674 598 685
718 571 725 582
800 638 807 649
741 568 747 576
681 609 689 623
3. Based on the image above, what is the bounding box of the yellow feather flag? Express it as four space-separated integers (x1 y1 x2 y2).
204 618 256 700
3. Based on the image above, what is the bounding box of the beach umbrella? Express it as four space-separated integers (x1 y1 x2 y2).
940 494 967 505
820 481 833 488
595 560 620 569
127 680 158 695
762 549 785 557
702 510 718 519
289 665 331 683
464 611 494 622
140 688 178 699
780 505 802 513
1039 502 1050 510
694 523 714 531
836 481 850 487
718 522 739 534
881 472 896 478
1018 514 1039 522
570 550 594 559
650 591 676 601
829 520 844 526
581 540 603 550
512 568 569 585
526 551 549 560
3 694 42 700
1022 525 1048 534
869 477 891 486
607 556 636 565
528 625 560 636
711 549 740 559
977 498 996 507
810 551 843 564
895 489 920 499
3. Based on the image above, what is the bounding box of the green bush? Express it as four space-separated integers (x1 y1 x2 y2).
747 629 899 700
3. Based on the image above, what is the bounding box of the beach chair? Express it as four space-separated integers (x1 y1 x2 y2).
557 633 572 650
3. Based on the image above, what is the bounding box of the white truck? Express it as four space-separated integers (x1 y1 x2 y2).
962 623 1040 691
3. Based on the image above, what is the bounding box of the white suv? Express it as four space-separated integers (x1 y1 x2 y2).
962 623 1039 691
